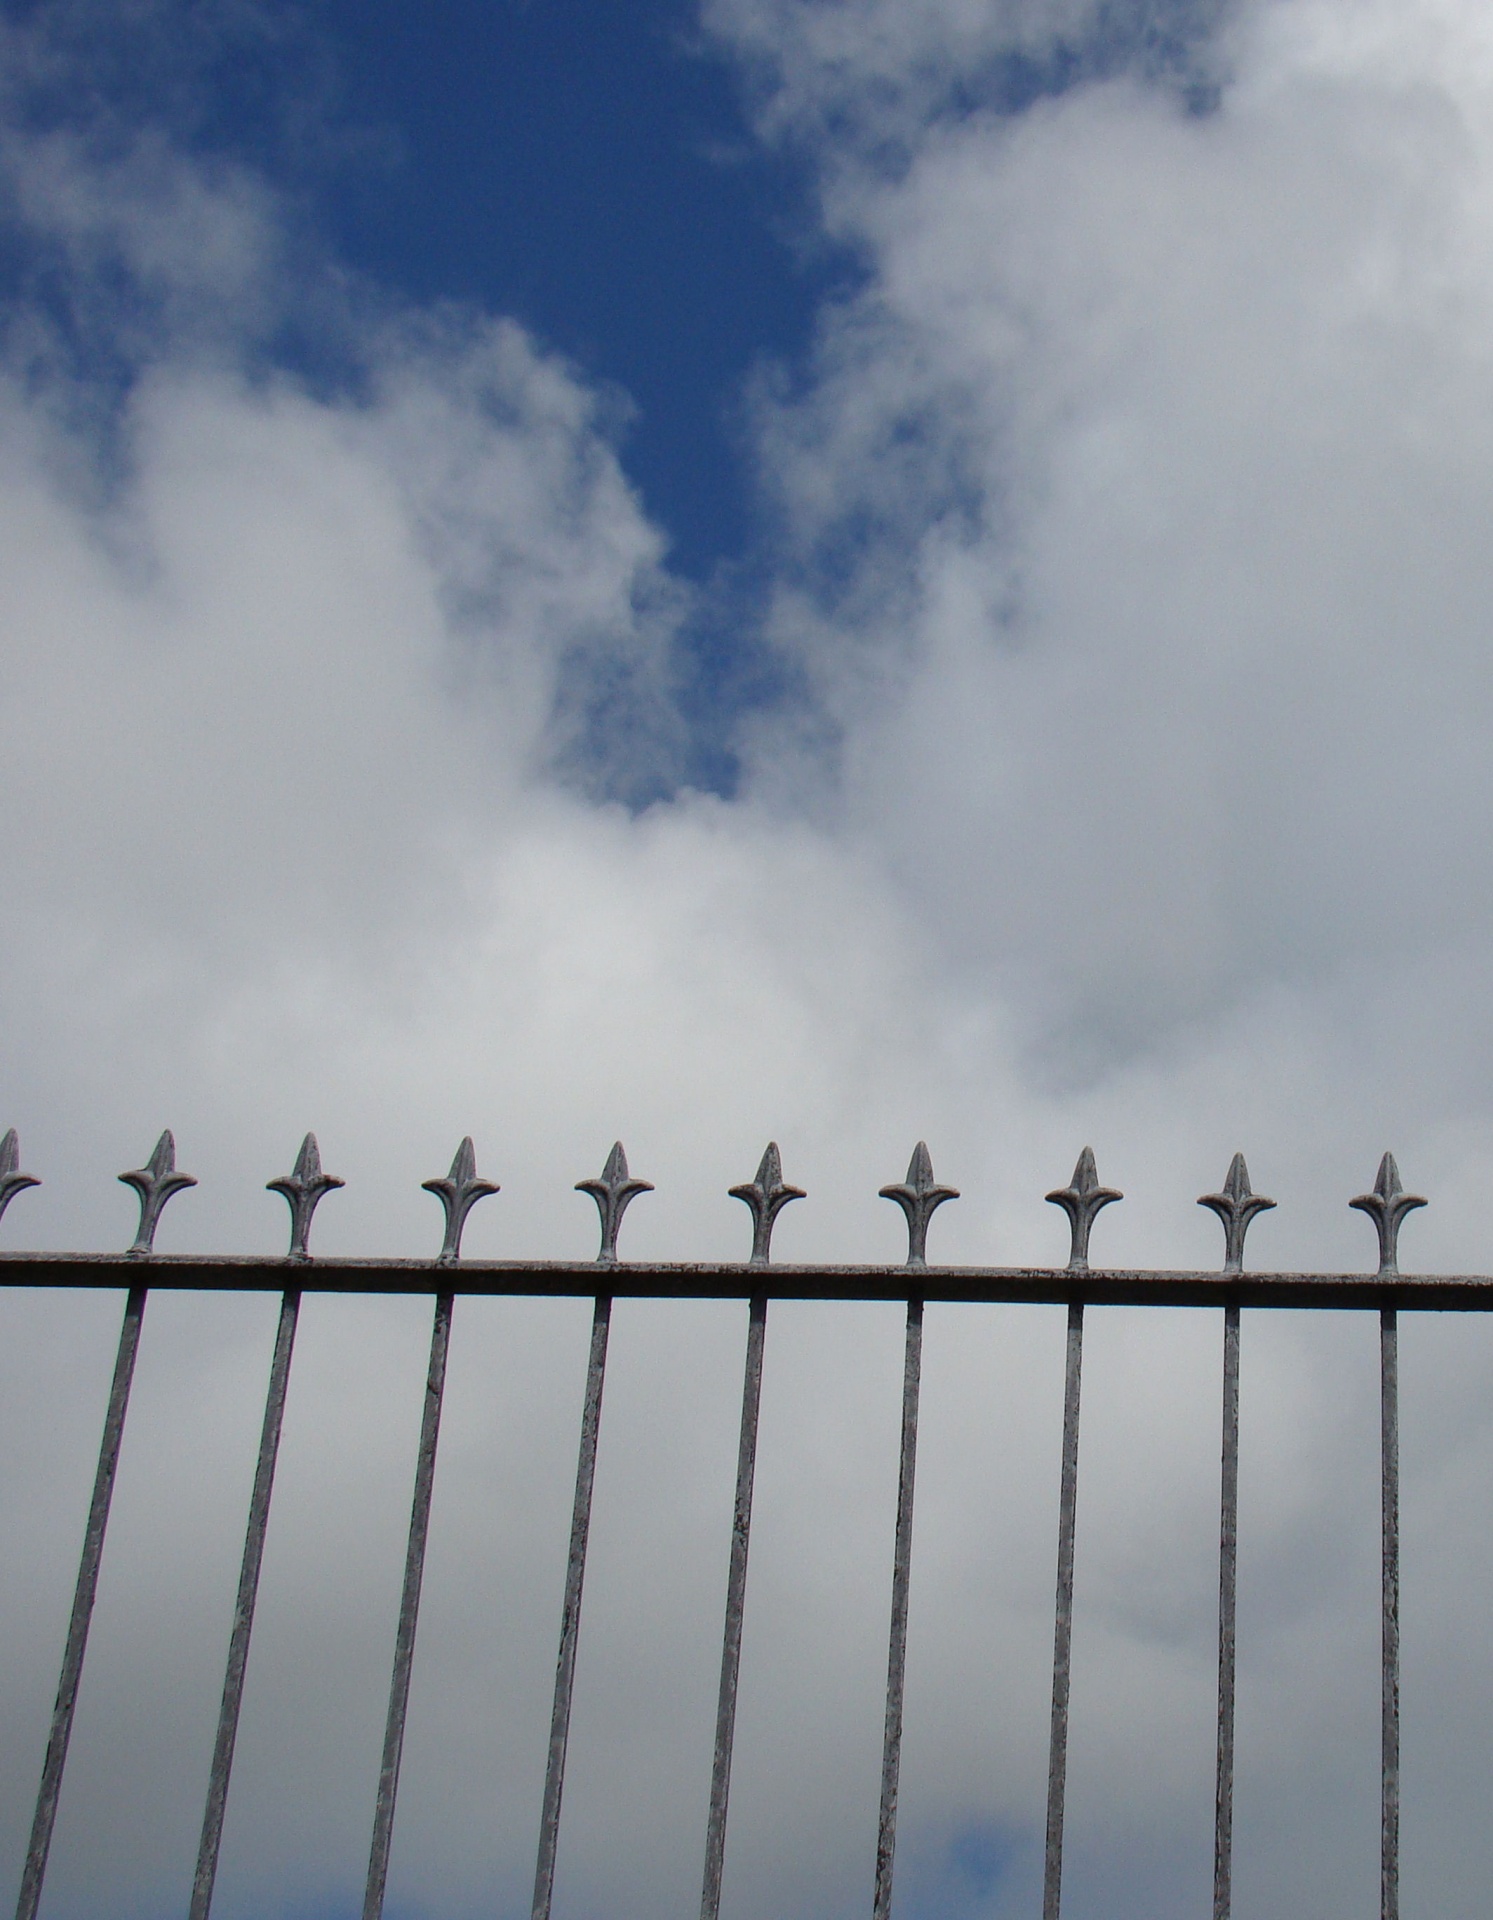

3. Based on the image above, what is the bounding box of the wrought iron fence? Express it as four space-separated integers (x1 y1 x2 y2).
0 1124 1459 1920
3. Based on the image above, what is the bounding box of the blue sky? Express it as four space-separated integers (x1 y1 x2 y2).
306 0 839 584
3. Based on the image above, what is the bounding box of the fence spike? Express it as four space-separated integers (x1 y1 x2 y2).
15 1284 146 1920
0 1128 40 1225
423 1138 500 1265
1198 1153 1274 1275
880 1142 958 1270
363 1290 454 1920
576 1142 652 1265
1351 1153 1426 1278
729 1143 805 1267
119 1130 196 1257
268 1134 344 1261
1046 1148 1122 1273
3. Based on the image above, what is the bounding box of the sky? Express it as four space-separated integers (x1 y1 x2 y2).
6 0 1493 1915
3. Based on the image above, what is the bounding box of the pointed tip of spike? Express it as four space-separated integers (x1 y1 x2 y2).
424 1137 498 1263
730 1142 803 1265
268 1135 343 1259
0 1128 39 1223
1045 1148 1121 1270
119 1130 195 1256
1198 1154 1274 1272
577 1142 652 1263
1350 1152 1425 1275
880 1143 957 1267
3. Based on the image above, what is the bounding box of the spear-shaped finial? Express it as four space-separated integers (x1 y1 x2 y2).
1350 1152 1426 1277
1198 1152 1274 1274
422 1137 500 1264
730 1142 805 1267
268 1134 344 1261
576 1142 652 1265
1046 1147 1123 1273
119 1130 196 1257
0 1129 39 1227
880 1142 958 1270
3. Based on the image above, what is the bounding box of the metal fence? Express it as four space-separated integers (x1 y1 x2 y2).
0 1124 1459 1920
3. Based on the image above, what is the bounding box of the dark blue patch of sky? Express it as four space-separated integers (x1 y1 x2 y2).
2 0 854 588
308 0 849 586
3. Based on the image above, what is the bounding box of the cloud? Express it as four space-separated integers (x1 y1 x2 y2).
705 0 1231 157
4 0 1493 1916
727 0 1493 1087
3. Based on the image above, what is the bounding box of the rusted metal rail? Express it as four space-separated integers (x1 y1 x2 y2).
0 1127 1454 1920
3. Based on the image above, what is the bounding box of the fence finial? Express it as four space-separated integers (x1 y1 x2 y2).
268 1134 344 1262
730 1142 805 1267
880 1142 958 1270
1350 1153 1426 1277
1199 1153 1274 1274
423 1138 499 1265
0 1129 39 1226
577 1142 652 1265
119 1131 196 1257
1046 1148 1122 1273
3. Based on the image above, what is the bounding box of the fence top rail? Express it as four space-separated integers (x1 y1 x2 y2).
1 1253 1491 1309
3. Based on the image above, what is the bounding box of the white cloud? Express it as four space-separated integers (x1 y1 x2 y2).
731 0 1493 1086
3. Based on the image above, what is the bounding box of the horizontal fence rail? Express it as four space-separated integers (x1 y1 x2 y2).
6 1256 1492 1306
0 1127 1462 1920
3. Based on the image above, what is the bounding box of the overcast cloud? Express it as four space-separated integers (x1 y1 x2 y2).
4 0 1493 1915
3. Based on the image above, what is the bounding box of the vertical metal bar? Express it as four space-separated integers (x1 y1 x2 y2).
532 1293 613 1920
872 1296 924 1920
1214 1301 1240 1920
1381 1307 1399 1920
700 1292 768 1920
1042 1299 1084 1920
189 1288 301 1920
15 1284 147 1920
363 1289 455 1920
